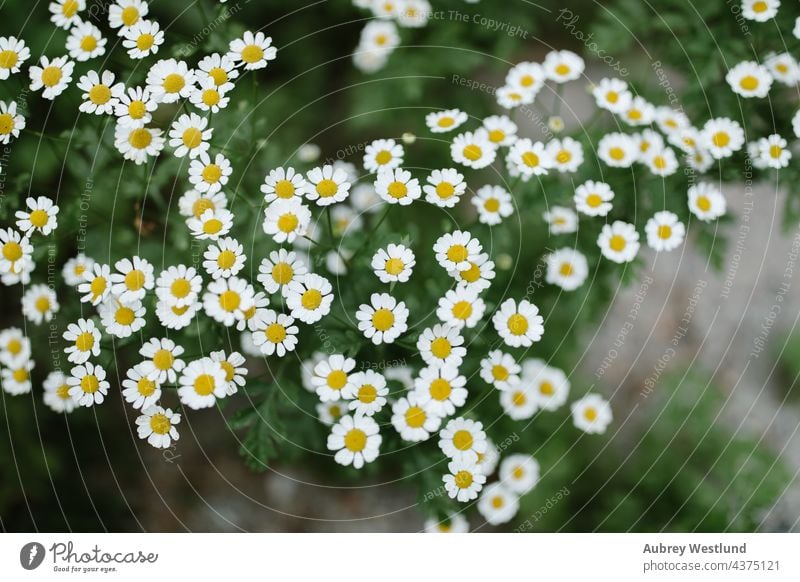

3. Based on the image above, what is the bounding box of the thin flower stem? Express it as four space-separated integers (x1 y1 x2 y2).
349 205 391 265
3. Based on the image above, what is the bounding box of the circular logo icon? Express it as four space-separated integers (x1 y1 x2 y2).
19 542 45 570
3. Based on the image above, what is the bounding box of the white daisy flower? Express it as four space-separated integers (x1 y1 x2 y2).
188 152 232 193
62 318 101 364
644 146 679 177
196 52 239 88
371 243 415 283
543 206 578 235
43 371 76 413
109 0 148 32
227 31 277 70
375 167 421 206
66 21 106 61
139 337 185 384
496 85 534 109
261 167 307 204
686 148 714 173
439 417 488 463
136 406 181 449
417 324 466 368
249 309 299 357
505 61 545 96
15 196 59 236
110 256 154 302
547 137 584 173
342 370 388 416
592 77 633 114
688 182 726 221
472 185 513 225
507 138 550 177
757 133 792 169
187 208 234 241
741 0 780 22
0 100 25 144
67 362 109 407
522 359 570 411
480 350 521 391
597 132 638 167
436 287 485 329
443 459 487 502
98 297 146 338
451 130 497 169
545 248 589 291
449 252 495 293
2 359 34 395
621 96 655 126
543 49 584 83
168 113 212 159
668 127 701 154
203 237 246 280
122 363 161 410
482 114 518 147
50 0 85 29
363 138 404 173
146 58 196 103
424 513 469 534
285 273 334 324
312 354 356 402
352 46 390 73
21 284 59 324
0 37 30 80
178 189 227 219
330 205 363 237
114 124 165 165
726 60 772 98
178 357 228 410
413 364 467 417
434 230 482 272
262 198 311 244
190 76 231 113
356 292 409 345
765 52 800 85
155 264 202 307
210 350 247 395
571 393 613 434
493 298 544 348
0 327 30 368
350 182 384 213
655 107 691 136
238 291 268 332
77 70 124 115
598 221 640 264
645 211 686 251
397 0 430 27
477 483 519 525
203 276 255 327
305 164 351 206
114 86 158 128
317 401 347 426
327 414 382 469
122 19 164 59
426 108 467 133
257 249 308 295
359 20 400 54
155 299 199 331
391 393 442 442
78 262 111 305
634 129 665 160
29 55 74 100
700 117 745 159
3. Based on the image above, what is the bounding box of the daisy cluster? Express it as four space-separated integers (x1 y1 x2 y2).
723 0 800 170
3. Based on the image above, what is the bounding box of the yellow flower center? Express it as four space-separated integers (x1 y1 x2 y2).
609 147 625 160
539 381 555 396
463 144 482 161
241 44 264 64
488 129 505 143
41 66 62 88
163 73 185 94
208 67 228 85
217 249 237 270
203 218 223 235
555 63 571 76
658 225 672 239
75 332 94 352
556 150 572 164
447 244 468 263
459 262 481 283
387 181 407 199
384 257 405 276
522 151 539 167
605 90 618 103
609 234 627 252
266 323 287 343
374 150 392 165
437 116 454 128
452 300 472 320
492 365 509 381
712 131 730 147
454 470 473 489
452 429 473 451
202 89 220 107
0 113 15 135
182 127 203 149
271 262 293 284
405 406 426 428
301 289 322 310
327 370 347 390
586 193 603 208
128 128 152 149
125 269 146 291
128 100 146 119
752 1 768 11
35 296 50 313
90 276 107 299
88 84 111 105
29 209 49 228
13 368 29 383
507 313 529 335
559 262 574 276
153 349 174 371
0 50 19 69
372 308 395 331
739 76 759 91
316 178 338 198
277 213 299 233
121 6 140 26
56 384 71 399
137 377 156 396
770 145 783 159
115 306 135 325
171 278 191 298
491 496 505 509
429 378 452 401
136 33 154 51
7 338 22 355
80 35 97 52
220 360 235 382
584 407 598 421
512 390 527 406
483 198 500 213
194 374 216 396
274 180 295 199
62 0 79 17
344 428 367 452
149 413 171 435
357 384 377 403
696 195 711 212
81 374 100 394
430 337 451 359
202 164 222 183
218 290 241 312
435 182 454 199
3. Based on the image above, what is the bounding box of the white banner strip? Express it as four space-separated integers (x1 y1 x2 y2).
1 533 798 580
